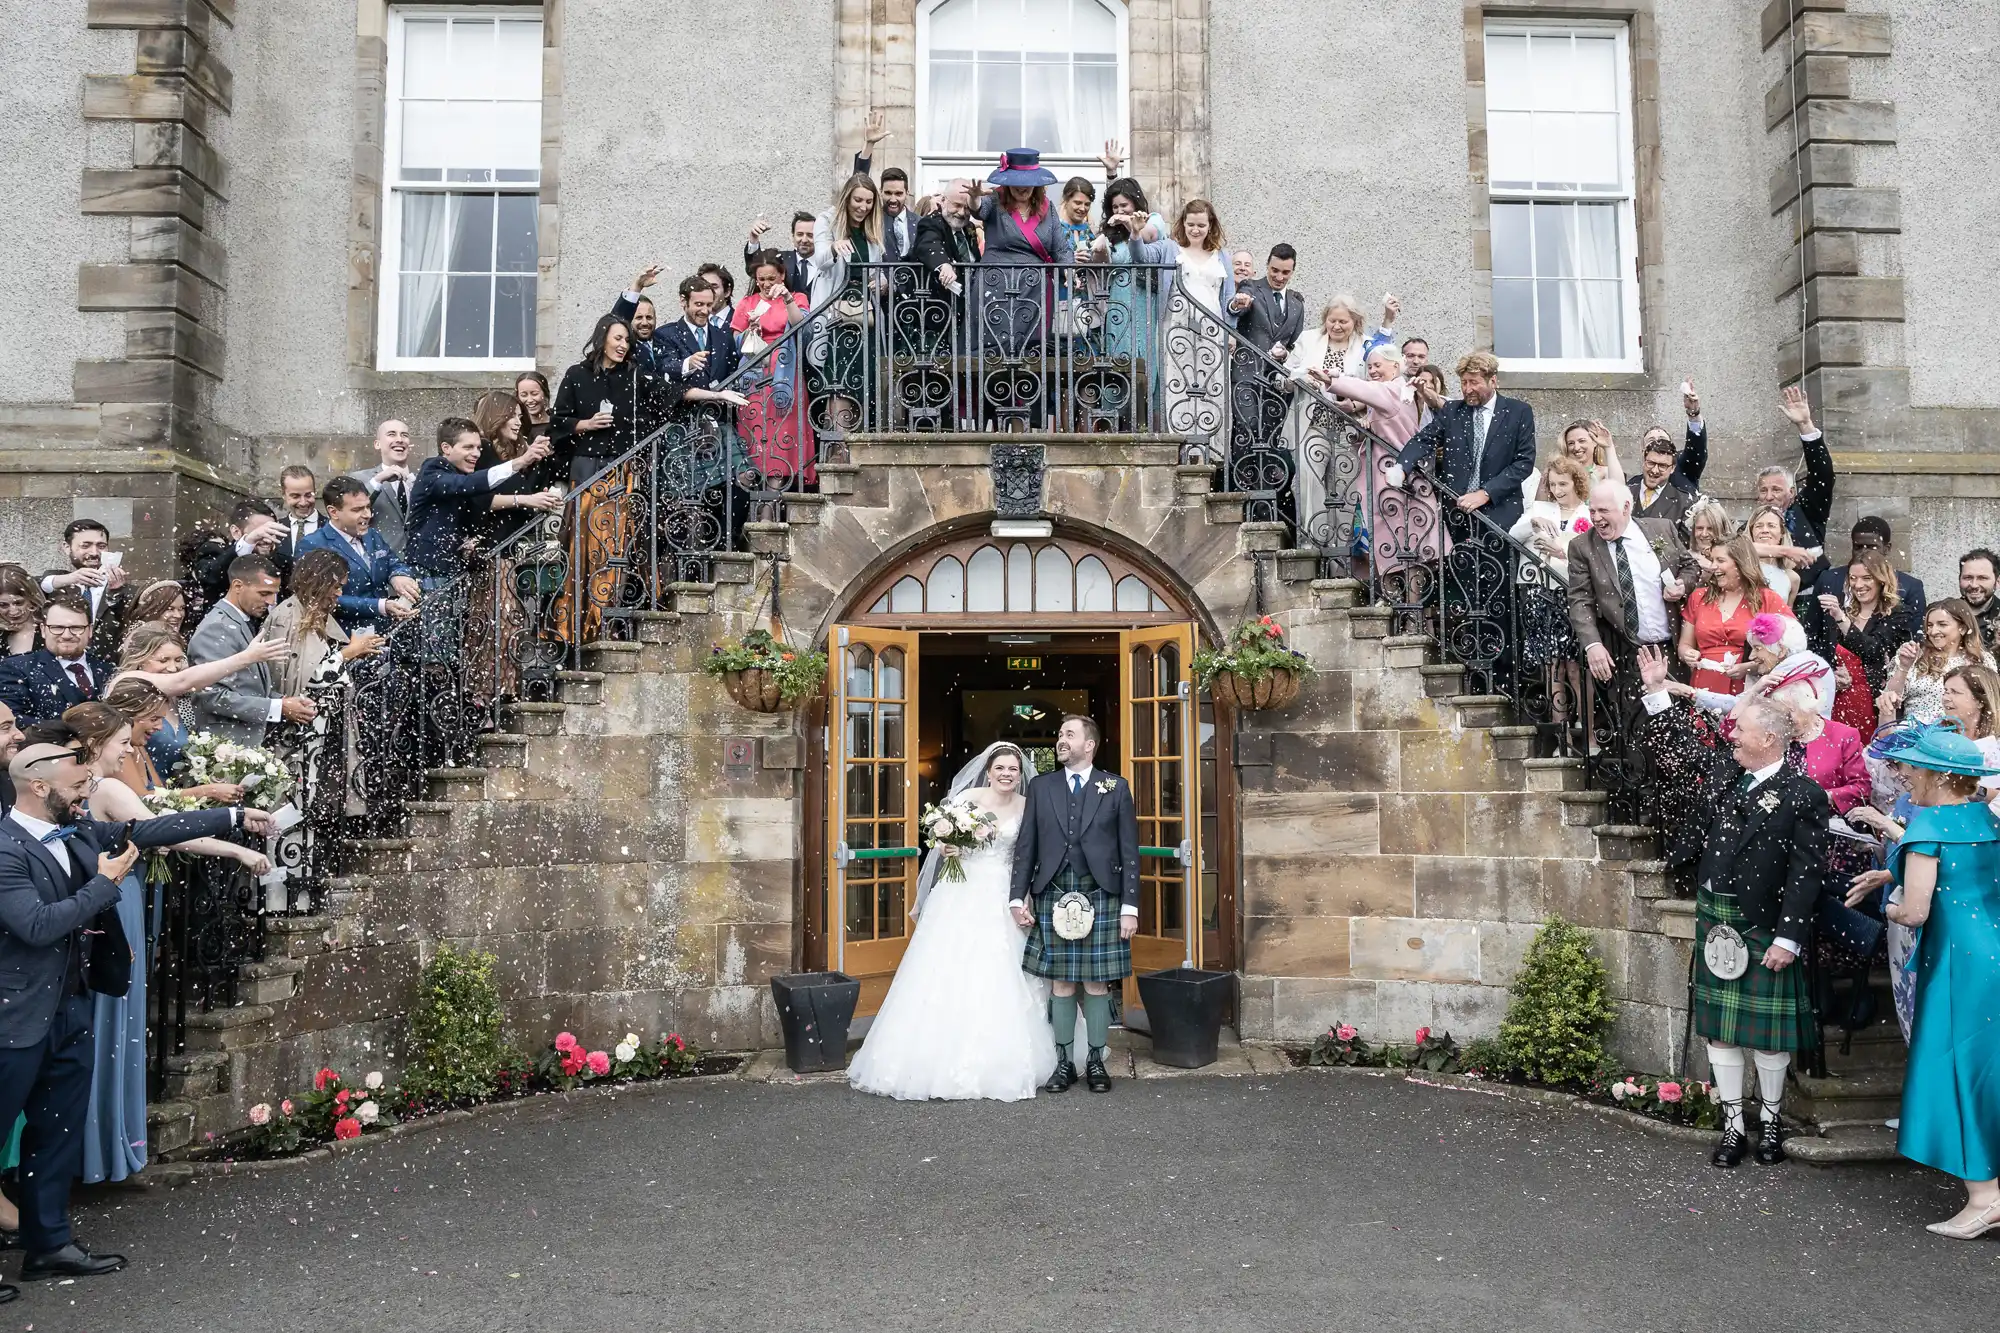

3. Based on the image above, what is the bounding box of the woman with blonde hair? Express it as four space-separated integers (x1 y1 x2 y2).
1880 597 1994 726
1747 503 1813 603
1822 549 1918 707
108 621 290 774
263 548 381 831
1685 499 1734 576
1285 295 1380 545
60 700 269 1185
807 173 885 432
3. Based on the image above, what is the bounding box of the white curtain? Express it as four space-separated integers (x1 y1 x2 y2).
1552 202 1621 360
1073 60 1117 153
397 192 450 357
929 60 978 152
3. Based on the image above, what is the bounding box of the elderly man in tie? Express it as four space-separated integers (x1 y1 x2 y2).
0 739 273 1298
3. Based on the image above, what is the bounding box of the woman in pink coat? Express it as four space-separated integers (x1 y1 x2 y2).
1322 343 1443 574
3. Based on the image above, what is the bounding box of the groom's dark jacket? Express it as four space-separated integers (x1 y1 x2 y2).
1009 767 1141 910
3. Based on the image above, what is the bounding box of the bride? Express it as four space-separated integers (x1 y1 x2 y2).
848 741 1058 1101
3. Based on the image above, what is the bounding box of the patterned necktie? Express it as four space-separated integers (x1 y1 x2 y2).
67 661 90 695
1470 402 1491 490
1611 538 1641 636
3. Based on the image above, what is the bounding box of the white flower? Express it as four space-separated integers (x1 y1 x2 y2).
623 1032 640 1047
614 1041 637 1063
248 1102 272 1125
355 1099 379 1124
363 1070 384 1090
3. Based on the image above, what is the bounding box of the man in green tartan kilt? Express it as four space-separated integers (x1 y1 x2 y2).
1640 653 1829 1169
1010 715 1140 1094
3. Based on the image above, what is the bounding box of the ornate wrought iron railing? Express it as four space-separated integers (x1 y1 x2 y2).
1163 283 1646 800
148 850 262 1097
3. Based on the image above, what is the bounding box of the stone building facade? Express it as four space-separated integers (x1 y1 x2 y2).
0 0 1993 1137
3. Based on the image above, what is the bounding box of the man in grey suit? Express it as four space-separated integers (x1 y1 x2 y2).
1227 244 1304 445
346 418 415 553
187 555 315 747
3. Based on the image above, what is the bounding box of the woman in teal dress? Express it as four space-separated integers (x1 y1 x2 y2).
1878 722 2000 1238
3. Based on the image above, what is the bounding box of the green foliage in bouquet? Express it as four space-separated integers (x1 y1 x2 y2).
702 627 829 703
1191 615 1314 688
178 732 298 811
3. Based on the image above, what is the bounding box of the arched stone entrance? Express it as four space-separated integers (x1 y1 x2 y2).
800 517 1239 1021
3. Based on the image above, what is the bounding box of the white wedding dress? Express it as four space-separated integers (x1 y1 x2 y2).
847 807 1059 1101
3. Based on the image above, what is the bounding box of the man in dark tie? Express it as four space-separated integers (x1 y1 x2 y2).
345 419 416 554
654 275 740 391
0 594 109 725
276 465 323 553
1388 351 1539 531
742 212 816 296
0 737 274 1300
1226 243 1305 448
36 520 130 662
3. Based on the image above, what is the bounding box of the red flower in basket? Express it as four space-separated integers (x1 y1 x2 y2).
313 1067 336 1092
560 1050 585 1077
333 1116 362 1141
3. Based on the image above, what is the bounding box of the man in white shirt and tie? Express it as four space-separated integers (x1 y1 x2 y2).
276 465 323 554
347 419 415 554
38 520 128 661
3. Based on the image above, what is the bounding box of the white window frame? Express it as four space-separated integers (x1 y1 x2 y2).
914 0 1131 198
1483 18 1642 375
377 4 543 373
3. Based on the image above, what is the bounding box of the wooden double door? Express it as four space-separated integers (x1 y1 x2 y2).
823 624 1208 1019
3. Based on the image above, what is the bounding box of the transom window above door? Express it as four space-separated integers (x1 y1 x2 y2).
862 540 1173 617
917 0 1129 195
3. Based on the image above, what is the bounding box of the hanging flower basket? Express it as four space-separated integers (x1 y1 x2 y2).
704 628 827 713
1193 615 1314 712
1211 666 1302 712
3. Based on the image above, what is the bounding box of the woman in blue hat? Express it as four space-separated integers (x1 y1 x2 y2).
1873 721 2000 1237
964 149 1079 424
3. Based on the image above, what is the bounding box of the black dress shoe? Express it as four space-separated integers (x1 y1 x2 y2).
1045 1059 1076 1094
1710 1127 1747 1169
1085 1053 1111 1093
0 1228 18 1251
21 1243 127 1280
0 1282 16 1304
1756 1116 1787 1166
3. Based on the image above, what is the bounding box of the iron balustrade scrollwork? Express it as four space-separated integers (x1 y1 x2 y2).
148 848 264 1099
1167 279 1601 779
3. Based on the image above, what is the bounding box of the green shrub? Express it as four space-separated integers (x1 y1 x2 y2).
1497 918 1618 1088
403 943 510 1105
1457 1035 1514 1079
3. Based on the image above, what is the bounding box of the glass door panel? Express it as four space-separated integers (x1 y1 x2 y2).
1120 624 1202 1015
826 627 920 1017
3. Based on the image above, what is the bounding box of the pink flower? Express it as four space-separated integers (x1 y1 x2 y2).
1747 612 1786 647
554 1031 578 1053
1657 1081 1683 1104
668 1033 687 1051
1335 1024 1357 1042
560 1051 585 1077
585 1051 611 1077
1414 1026 1432 1045
1571 516 1591 535
313 1067 336 1092
248 1103 272 1126
280 1098 295 1116
333 1116 362 1141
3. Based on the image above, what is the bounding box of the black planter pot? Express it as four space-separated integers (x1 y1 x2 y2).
1135 968 1234 1069
770 972 862 1074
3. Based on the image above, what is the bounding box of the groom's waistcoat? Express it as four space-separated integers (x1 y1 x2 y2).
1057 773 1092 881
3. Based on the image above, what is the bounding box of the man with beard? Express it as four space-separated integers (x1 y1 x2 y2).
0 734 273 1299
1959 549 2000 649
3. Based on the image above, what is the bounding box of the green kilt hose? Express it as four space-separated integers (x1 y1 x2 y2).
1693 884 1817 1053
1022 865 1131 983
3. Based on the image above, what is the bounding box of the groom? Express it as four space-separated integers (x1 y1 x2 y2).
1009 714 1140 1093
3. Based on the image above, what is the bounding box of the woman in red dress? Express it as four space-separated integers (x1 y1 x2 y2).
733 251 815 489
1678 533 1793 697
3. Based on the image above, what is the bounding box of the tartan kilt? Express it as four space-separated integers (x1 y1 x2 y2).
1693 885 1817 1052
1022 865 1131 983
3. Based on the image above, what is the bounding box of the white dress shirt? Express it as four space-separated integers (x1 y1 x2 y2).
10 807 74 874
1610 524 1672 643
39 573 107 620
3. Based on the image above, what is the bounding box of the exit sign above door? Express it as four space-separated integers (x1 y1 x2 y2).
1005 656 1042 671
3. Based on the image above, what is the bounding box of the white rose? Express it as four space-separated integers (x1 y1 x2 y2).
614 1042 637 1063
355 1099 380 1124
363 1070 384 1090
624 1032 640 1047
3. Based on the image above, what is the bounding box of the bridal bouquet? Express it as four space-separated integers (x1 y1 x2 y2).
920 796 998 884
180 731 298 812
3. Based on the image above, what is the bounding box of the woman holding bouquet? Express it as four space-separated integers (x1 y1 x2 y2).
56 703 270 1184
848 741 1058 1101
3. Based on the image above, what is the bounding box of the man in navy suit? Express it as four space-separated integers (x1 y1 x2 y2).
1389 350 1539 531
295 476 423 634
0 594 110 725
742 212 815 296
651 275 740 390
0 735 272 1295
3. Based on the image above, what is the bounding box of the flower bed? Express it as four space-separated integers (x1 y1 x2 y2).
1284 1022 1722 1132
231 1031 738 1161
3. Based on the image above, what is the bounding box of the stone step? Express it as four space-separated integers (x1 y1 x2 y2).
1592 823 1659 860
182 1003 277 1052
157 1050 227 1101
1488 724 1540 762
1275 548 1320 583
1560 789 1610 827
477 733 529 769
1239 520 1288 555
554 669 605 705
503 701 566 736
783 492 827 527
1449 693 1510 729
1821 1016 1909 1076
1790 1122 1899 1166
1522 756 1585 792
1651 897 1696 941
404 800 455 838
264 912 333 958
667 582 716 614
146 1100 196 1155
1311 577 1363 610
629 609 682 644
344 836 413 875
1621 858 1671 899
424 766 490 801
1381 633 1433 669
237 956 305 1005
581 640 644 675
1347 604 1393 639
1792 1068 1906 1124
1204 491 1247 526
